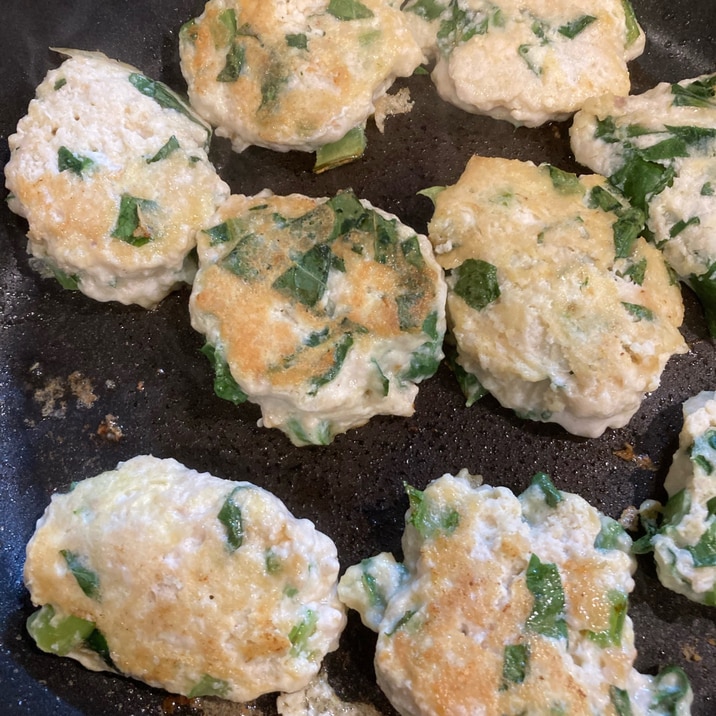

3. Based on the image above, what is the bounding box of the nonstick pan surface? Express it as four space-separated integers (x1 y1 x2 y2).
1 1 715 714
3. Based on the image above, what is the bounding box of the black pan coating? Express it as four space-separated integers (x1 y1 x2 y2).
1 1 715 714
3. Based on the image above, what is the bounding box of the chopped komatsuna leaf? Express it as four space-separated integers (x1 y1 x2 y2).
685 521 716 567
588 184 623 213
400 235 425 269
128 72 207 137
27 604 95 656
671 74 716 109
609 685 633 716
688 262 716 336
610 155 675 215
417 185 447 205
662 488 692 527
707 496 716 518
324 190 367 239
586 589 628 647
367 212 400 264
272 243 333 307
54 77 67 90
289 609 318 656
327 0 374 20
422 310 440 342
285 417 333 446
631 501 662 554
452 258 500 311
594 515 630 552
669 216 701 238
405 0 446 22
259 62 288 109
57 146 95 177
396 292 424 330
445 345 487 407
265 549 282 574
314 126 366 173
361 562 386 608
85 628 116 669
544 165 584 195
217 42 245 82
622 302 654 321
386 608 417 636
620 257 647 286
60 549 100 600
218 486 245 552
612 206 644 258
501 643 529 689
215 8 238 44
651 666 692 713
404 340 442 382
621 0 641 46
702 182 714 196
189 674 230 698
286 33 308 49
372 359 390 396
221 234 261 280
111 194 155 246
557 14 596 39
529 472 562 508
200 342 248 405
405 483 460 539
147 135 180 163
525 554 567 640
305 327 330 347
689 428 716 474
51 265 80 290
517 43 541 76
308 333 354 395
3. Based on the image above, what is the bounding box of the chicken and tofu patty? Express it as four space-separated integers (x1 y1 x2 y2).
637 392 716 605
339 472 693 716
402 0 644 126
4 50 229 308
426 156 686 437
23 455 345 702
570 74 716 334
190 190 447 446
178 0 424 154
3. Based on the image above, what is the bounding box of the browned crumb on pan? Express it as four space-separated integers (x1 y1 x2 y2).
682 643 702 662
374 88 413 133
613 442 657 470
69 371 98 408
618 505 640 532
33 377 67 418
97 414 123 442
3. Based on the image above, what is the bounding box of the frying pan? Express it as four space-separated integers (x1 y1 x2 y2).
1 1 715 713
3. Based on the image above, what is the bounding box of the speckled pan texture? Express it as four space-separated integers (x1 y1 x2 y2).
0 1 714 715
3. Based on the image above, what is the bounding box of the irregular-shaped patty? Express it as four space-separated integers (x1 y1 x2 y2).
426 156 686 437
179 0 423 154
4 50 229 308
637 392 716 605
402 0 644 126
570 74 716 334
190 190 446 446
339 472 693 716
24 455 345 702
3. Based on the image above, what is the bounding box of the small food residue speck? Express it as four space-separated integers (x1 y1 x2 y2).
613 443 657 470
97 414 123 442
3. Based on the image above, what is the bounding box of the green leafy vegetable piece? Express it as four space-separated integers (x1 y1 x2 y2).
594 515 630 551
622 302 654 321
620 257 647 286
402 313 443 382
128 72 206 134
50 266 80 291
57 146 95 177
147 135 180 163
285 417 333 446
437 0 489 55
621 0 641 47
367 211 400 264
221 233 261 280
651 666 692 714
405 483 460 539
686 521 716 567
289 609 318 656
54 77 67 90
215 8 238 44
588 184 623 213
671 75 716 109
61 550 100 600
405 0 445 21
701 182 714 196
396 292 425 331
217 42 246 82
327 0 374 20
286 33 308 49
200 342 248 405
558 15 596 39
501 643 529 688
361 561 387 608
662 488 692 527
265 549 282 574
452 258 500 311
85 628 116 669
612 207 644 258
610 156 675 215
400 235 425 269
308 333 354 395
544 165 584 195
417 185 447 204
372 359 390 396
517 43 541 76
669 216 701 238
27 604 95 656
586 589 627 647
386 609 417 636
525 554 567 640
189 674 230 698
218 486 245 551
610 685 633 716
688 262 716 336
259 61 288 109
689 429 716 474
326 189 369 239
445 346 487 407
111 194 155 246
272 243 333 307
529 472 562 507
314 126 367 173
